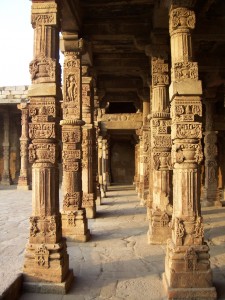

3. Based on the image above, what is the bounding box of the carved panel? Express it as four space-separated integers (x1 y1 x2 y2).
30 56 56 83
172 62 198 81
29 123 56 139
171 123 202 139
169 7 195 33
35 244 50 268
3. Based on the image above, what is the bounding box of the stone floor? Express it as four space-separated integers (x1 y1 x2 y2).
1 185 225 299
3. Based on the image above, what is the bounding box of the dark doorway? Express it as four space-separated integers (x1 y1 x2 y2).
110 140 135 184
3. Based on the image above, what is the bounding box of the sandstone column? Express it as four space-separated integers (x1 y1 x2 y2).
17 102 30 190
23 1 73 292
139 94 150 205
60 34 90 242
163 3 216 299
102 138 109 194
1 109 12 185
98 136 105 198
135 134 141 193
148 57 172 244
93 88 101 205
82 65 96 218
133 143 139 186
202 98 221 207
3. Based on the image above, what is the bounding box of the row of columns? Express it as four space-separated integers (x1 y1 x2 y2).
133 2 218 299
0 0 220 298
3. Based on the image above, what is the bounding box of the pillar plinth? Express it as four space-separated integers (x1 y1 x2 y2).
23 1 73 292
163 4 216 299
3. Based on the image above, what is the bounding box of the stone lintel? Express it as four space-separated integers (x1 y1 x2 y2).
169 80 202 100
28 83 57 97
23 270 74 295
82 76 92 84
83 123 93 130
101 121 142 130
60 35 83 53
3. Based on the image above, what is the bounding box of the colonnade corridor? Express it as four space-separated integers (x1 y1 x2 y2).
1 185 225 299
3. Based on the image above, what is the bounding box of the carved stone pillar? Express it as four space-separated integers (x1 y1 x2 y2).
163 3 216 299
23 1 73 292
135 133 141 193
81 66 96 218
139 96 150 205
17 102 30 190
102 138 109 194
1 109 12 185
60 35 90 242
202 99 221 207
98 136 105 198
148 57 172 244
133 143 139 186
93 89 101 205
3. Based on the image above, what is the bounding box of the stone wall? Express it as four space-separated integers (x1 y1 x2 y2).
0 86 29 103
110 141 135 184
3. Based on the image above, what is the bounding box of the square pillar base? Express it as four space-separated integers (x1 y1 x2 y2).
148 226 171 245
61 209 91 242
163 273 217 300
23 270 74 294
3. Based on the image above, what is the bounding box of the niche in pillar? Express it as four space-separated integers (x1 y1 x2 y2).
110 140 135 184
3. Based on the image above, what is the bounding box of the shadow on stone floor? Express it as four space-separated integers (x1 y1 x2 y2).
96 208 146 219
205 226 225 239
88 227 148 242
107 185 135 191
100 199 137 205
202 208 225 215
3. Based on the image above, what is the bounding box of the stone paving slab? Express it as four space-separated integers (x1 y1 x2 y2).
1 185 225 299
